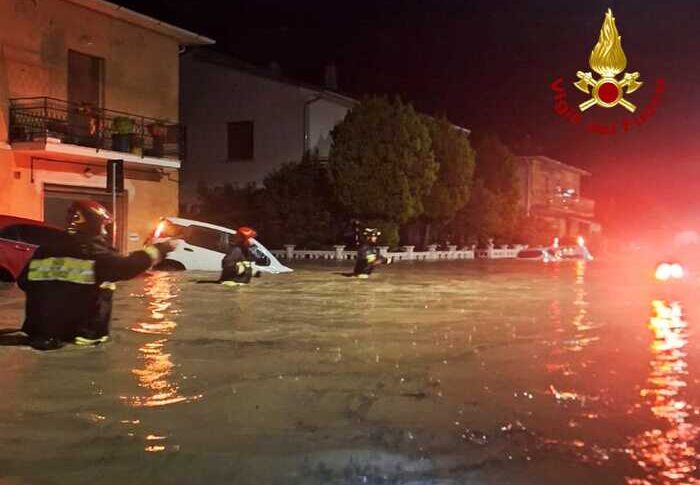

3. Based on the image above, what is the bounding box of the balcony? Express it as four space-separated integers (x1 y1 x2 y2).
8 97 183 167
532 195 595 218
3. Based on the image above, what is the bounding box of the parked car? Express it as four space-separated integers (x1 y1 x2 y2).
516 247 560 262
146 217 292 274
0 216 67 281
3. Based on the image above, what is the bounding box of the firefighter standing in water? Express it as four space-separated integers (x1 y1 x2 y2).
353 228 391 278
17 200 175 350
219 226 269 286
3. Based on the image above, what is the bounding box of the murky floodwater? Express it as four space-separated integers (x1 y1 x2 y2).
1 260 699 485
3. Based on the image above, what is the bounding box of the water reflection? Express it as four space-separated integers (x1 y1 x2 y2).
121 272 200 452
547 261 596 391
626 300 699 484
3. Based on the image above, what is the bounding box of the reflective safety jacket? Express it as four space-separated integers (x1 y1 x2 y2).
353 243 385 276
220 243 269 284
17 234 161 342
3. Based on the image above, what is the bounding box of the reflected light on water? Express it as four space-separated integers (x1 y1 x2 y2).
626 300 699 484
121 273 201 453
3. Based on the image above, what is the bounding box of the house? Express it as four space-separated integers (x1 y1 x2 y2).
179 48 356 212
0 0 213 252
517 155 601 239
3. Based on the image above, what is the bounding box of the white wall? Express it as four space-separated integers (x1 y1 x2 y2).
307 97 349 158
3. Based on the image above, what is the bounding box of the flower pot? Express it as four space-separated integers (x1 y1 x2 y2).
112 133 131 152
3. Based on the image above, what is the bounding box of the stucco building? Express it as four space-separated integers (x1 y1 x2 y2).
517 155 601 239
0 0 212 251
180 48 356 211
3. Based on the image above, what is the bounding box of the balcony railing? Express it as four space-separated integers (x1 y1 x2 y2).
9 97 183 161
532 195 595 217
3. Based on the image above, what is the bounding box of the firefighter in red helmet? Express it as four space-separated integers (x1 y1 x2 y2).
17 200 175 350
219 226 269 286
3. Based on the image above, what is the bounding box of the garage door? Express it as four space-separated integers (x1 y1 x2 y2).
44 184 127 251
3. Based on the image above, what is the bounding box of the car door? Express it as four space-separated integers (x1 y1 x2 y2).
181 225 226 271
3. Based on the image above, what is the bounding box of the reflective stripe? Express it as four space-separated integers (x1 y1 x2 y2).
74 335 109 346
100 282 117 291
144 245 160 263
28 257 95 285
366 254 377 263
235 261 251 274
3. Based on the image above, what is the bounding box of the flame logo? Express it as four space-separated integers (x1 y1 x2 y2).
589 9 627 77
574 8 642 112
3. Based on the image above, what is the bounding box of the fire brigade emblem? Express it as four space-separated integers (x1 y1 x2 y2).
574 9 642 112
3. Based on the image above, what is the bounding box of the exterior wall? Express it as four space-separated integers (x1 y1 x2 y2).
529 159 582 206
0 0 182 251
0 0 179 126
180 51 352 206
125 174 178 252
306 97 348 158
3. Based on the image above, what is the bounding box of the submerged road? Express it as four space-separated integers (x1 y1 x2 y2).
1 260 698 484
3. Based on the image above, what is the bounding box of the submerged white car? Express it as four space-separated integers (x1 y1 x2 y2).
146 217 292 274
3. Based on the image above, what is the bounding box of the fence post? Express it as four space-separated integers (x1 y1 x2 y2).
333 245 346 260
284 244 295 260
427 244 438 259
401 245 415 261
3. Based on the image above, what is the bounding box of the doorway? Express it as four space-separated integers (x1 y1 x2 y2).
67 50 104 146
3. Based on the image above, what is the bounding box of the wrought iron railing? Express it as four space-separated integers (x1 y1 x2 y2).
9 97 184 160
533 195 595 217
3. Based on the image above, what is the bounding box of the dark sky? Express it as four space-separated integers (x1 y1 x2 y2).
118 0 700 233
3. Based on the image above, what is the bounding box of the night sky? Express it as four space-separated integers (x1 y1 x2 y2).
117 0 700 235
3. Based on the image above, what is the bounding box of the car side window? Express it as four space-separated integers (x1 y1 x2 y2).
185 226 226 252
249 244 270 266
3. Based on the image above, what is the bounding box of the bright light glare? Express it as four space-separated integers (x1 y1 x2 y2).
655 263 672 281
154 220 166 239
552 237 560 248
655 262 685 281
577 236 585 247
670 263 684 279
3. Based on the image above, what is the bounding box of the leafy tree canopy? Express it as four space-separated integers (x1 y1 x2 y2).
329 96 437 227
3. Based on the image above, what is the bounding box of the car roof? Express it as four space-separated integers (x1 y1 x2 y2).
0 215 61 230
165 216 237 234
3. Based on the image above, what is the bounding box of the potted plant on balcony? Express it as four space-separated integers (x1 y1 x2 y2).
111 116 133 153
147 120 167 157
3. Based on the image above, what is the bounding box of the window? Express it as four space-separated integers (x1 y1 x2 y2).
185 226 227 252
227 121 254 161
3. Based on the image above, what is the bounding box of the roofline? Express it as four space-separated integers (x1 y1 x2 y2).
187 47 358 105
518 155 591 176
63 0 215 46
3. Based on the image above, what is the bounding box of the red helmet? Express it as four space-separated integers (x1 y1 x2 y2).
236 226 257 239
234 226 257 246
67 200 113 237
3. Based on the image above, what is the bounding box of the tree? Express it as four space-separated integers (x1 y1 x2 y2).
261 157 337 248
421 116 475 246
455 134 520 244
329 96 437 247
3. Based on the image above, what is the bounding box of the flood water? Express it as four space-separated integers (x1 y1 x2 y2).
1 260 699 485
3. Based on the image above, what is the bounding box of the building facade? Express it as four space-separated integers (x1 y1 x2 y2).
517 155 601 239
0 0 212 251
180 48 356 211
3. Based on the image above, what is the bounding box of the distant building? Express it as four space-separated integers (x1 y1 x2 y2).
180 48 356 212
0 0 212 251
517 156 601 239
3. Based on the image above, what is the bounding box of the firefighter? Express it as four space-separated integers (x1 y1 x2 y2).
17 200 174 350
219 226 270 286
353 228 391 278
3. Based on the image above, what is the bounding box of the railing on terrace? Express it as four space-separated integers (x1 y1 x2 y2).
532 196 595 217
9 97 184 160
270 244 528 262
